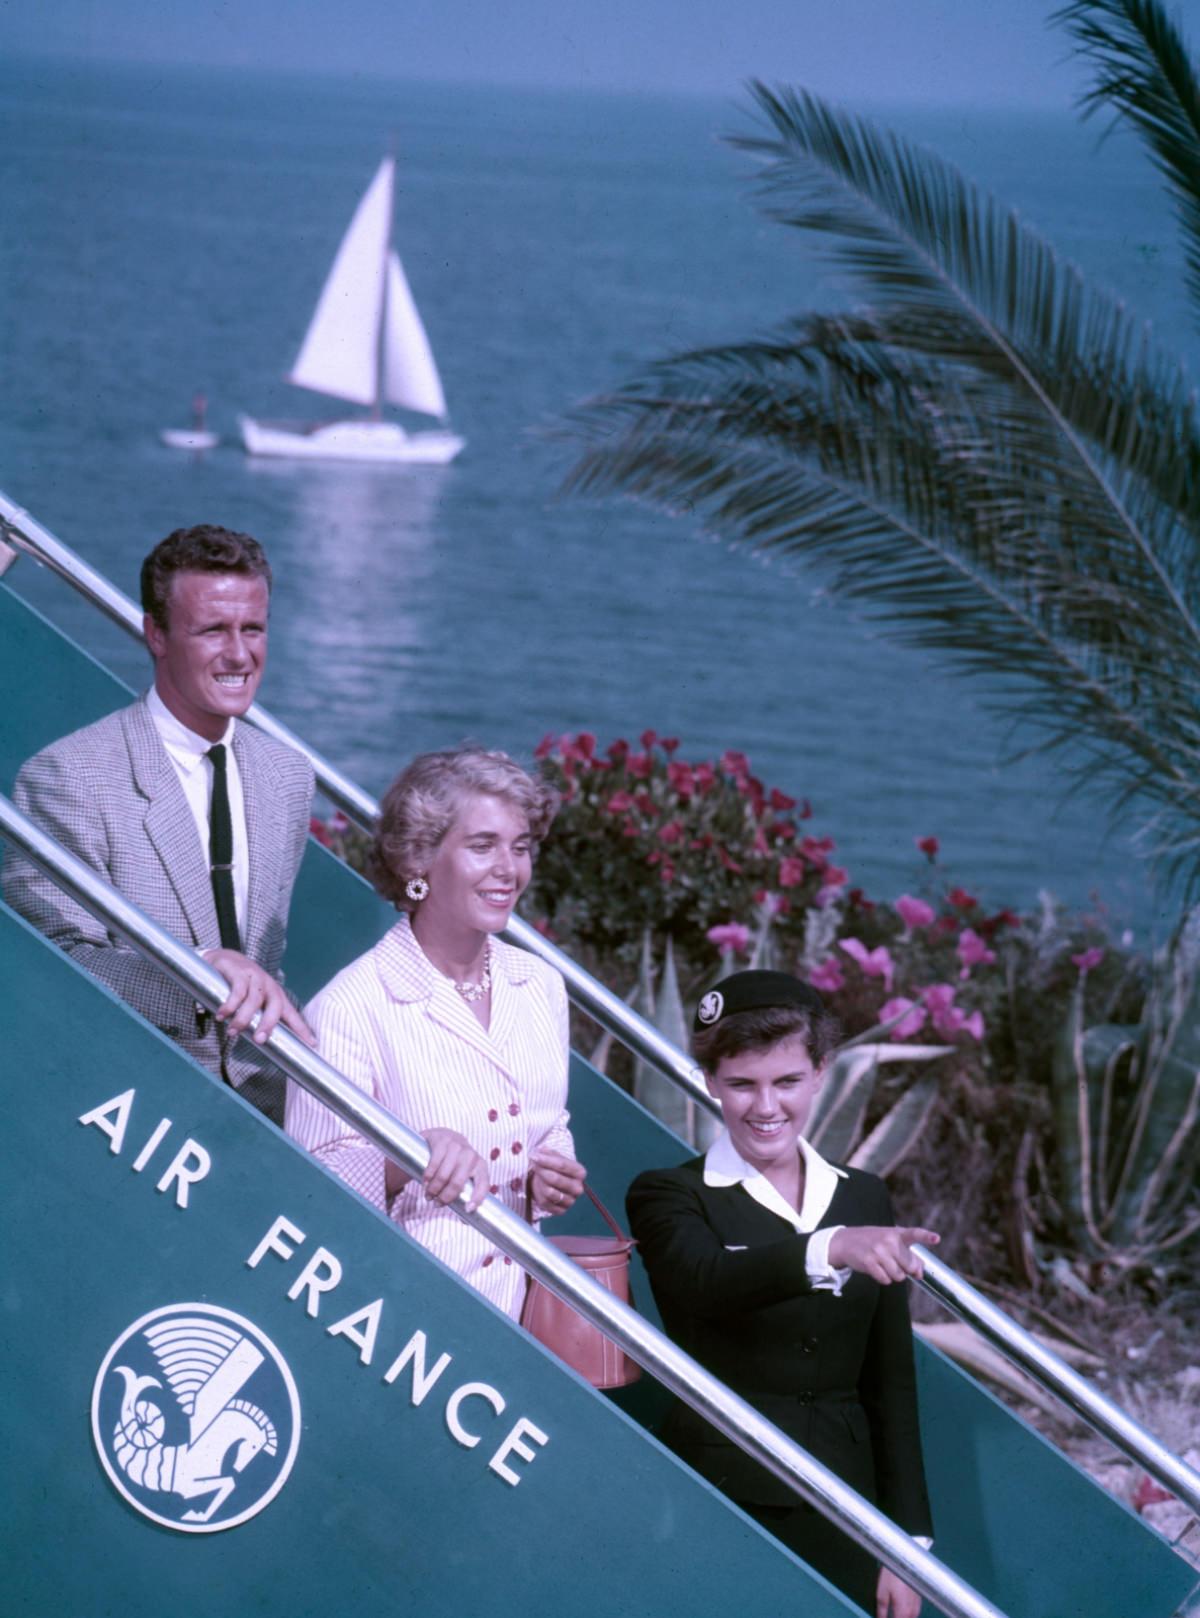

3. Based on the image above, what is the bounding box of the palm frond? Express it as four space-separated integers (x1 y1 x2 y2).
730 82 1200 625
1055 0 1200 319
559 79 1200 896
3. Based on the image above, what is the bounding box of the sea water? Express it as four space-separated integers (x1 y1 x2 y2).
1 57 1193 935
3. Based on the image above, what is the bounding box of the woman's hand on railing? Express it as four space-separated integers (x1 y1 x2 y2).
876 1565 923 1618
828 1226 940 1285
529 1148 588 1216
420 1128 490 1210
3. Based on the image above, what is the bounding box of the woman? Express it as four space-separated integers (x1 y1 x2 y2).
286 746 587 1319
627 970 937 1618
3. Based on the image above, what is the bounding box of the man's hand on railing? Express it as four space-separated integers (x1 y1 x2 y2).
201 948 316 1045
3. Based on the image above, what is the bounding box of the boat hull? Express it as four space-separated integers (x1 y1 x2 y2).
239 415 464 464
160 428 219 450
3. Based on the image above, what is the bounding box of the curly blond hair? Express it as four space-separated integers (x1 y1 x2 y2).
367 746 560 910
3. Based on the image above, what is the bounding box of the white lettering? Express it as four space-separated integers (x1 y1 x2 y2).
327 1300 384 1365
288 1246 343 1316
246 1215 306 1269
155 1138 211 1208
131 1117 172 1173
445 1382 505 1449
487 1417 550 1486
78 1090 134 1154
382 1331 452 1404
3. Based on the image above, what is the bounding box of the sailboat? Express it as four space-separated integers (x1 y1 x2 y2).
239 157 465 464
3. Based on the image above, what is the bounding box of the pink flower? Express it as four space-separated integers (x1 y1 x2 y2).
957 928 996 978
606 790 635 813
947 885 978 911
1072 947 1105 975
626 752 653 779
777 855 806 888
707 922 751 955
693 761 717 794
559 731 597 764
666 760 695 798
808 958 845 993
640 729 658 750
839 938 896 992
308 816 332 848
658 819 684 845
769 787 797 811
606 737 630 764
821 864 848 889
895 894 935 935
329 811 349 834
721 749 751 778
717 846 743 873
879 996 928 1039
916 835 940 860
1133 1473 1174 1513
661 736 680 754
535 731 558 760
923 983 984 1040
800 835 835 870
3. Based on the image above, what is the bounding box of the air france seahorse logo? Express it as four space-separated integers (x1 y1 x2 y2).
91 1303 301 1532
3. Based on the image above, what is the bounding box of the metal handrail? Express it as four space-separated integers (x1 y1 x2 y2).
5 490 1200 1525
0 791 1007 1618
0 490 713 1110
915 1249 1200 1519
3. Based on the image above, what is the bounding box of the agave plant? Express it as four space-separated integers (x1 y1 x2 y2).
560 0 1200 898
1052 907 1200 1263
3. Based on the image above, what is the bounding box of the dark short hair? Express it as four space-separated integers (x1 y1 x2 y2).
692 1003 842 1074
140 525 272 631
368 746 560 910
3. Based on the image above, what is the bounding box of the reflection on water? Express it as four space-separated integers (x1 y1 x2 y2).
244 458 448 794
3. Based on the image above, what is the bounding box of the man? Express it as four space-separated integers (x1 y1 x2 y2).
3 524 315 1121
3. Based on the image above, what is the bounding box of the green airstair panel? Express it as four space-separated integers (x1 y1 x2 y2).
0 900 858 1615
3 575 1197 1616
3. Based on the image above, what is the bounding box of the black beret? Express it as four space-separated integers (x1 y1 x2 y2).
694 969 827 1033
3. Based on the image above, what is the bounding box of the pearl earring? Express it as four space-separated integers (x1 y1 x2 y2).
405 875 429 903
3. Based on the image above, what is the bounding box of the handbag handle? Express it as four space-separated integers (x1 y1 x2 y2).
581 1182 631 1240
526 1179 632 1240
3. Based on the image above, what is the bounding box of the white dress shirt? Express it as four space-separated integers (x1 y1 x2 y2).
146 685 249 932
703 1129 853 1293
286 914 575 1320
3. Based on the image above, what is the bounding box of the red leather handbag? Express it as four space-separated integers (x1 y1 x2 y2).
520 1185 642 1389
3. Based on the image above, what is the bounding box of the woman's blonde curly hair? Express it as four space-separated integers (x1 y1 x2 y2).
367 746 560 911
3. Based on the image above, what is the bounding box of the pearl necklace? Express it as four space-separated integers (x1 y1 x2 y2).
453 945 492 1003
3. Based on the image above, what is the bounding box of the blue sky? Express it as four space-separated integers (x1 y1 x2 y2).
8 0 1200 105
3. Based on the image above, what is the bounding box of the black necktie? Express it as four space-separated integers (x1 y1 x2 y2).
207 744 241 952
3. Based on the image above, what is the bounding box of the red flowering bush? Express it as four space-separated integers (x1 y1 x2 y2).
526 729 839 975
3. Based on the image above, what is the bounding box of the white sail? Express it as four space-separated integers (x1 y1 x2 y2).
243 152 464 460
287 158 393 408
383 250 448 419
